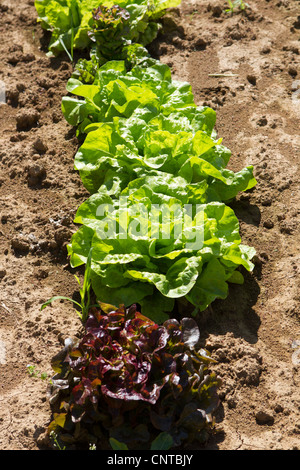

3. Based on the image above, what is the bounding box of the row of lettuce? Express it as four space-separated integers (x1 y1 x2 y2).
35 0 257 450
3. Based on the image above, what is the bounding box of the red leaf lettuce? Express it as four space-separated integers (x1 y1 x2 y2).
47 303 221 449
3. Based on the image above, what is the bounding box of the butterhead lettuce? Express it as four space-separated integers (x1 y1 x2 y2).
67 175 255 322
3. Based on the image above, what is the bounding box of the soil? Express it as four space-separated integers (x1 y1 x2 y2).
0 0 299 451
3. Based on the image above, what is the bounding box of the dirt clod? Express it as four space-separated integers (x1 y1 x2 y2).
255 410 275 425
33 137 48 154
11 236 30 255
27 163 46 186
0 268 7 278
16 108 40 131
247 74 257 85
263 219 274 229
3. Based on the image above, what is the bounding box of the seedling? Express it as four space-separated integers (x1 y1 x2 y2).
26 364 48 381
225 0 249 15
41 249 95 324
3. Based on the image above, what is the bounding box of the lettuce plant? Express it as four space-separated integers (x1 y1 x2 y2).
62 58 256 199
67 175 255 323
61 55 199 137
34 0 101 59
72 109 255 201
34 0 181 59
47 303 221 449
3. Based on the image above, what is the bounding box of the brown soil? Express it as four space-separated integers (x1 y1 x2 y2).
0 0 299 451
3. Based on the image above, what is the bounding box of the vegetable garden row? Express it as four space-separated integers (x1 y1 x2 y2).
35 0 257 450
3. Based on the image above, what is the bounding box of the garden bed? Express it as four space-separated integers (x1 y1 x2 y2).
0 0 299 450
